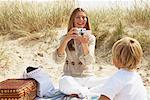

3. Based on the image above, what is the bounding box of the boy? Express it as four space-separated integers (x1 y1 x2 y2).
99 37 147 100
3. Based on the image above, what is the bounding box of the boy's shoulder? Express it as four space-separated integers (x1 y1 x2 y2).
112 69 140 83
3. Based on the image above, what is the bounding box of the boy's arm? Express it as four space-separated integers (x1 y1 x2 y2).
98 72 123 100
99 95 110 100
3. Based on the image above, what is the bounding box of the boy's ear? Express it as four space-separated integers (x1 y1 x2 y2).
111 58 114 65
113 58 123 69
112 58 116 65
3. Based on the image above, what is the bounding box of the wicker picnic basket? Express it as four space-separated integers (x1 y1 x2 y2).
0 79 37 100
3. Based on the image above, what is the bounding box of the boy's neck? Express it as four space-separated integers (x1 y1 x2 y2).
120 68 137 72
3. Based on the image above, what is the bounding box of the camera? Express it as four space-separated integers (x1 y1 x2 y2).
77 28 87 36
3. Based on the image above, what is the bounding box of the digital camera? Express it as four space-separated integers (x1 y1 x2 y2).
76 28 91 36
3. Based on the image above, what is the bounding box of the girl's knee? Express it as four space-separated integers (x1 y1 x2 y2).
59 76 74 88
60 76 74 82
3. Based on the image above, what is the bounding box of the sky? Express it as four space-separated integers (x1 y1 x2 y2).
1 0 149 10
76 0 136 9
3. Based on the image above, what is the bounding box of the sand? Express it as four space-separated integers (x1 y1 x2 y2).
0 28 149 98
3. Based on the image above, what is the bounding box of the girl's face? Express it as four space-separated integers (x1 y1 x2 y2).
74 11 87 28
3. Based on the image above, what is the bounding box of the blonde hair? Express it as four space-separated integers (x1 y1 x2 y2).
112 37 143 70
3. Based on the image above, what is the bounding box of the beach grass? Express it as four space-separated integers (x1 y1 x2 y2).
0 0 75 39
0 0 149 52
87 0 150 54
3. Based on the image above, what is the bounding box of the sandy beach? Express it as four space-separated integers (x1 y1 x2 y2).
0 28 149 98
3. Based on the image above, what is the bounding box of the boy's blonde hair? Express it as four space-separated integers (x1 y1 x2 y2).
112 37 143 70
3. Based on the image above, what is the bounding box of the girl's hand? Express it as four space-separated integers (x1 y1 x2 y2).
64 28 78 43
76 35 89 56
76 35 89 44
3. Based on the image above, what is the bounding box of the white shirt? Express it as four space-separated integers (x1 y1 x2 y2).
100 69 147 100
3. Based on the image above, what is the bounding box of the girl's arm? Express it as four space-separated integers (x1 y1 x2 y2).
57 38 68 56
53 28 78 64
78 34 96 65
58 28 78 55
81 42 89 56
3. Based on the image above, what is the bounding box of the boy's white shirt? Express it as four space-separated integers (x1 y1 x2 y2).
100 69 148 100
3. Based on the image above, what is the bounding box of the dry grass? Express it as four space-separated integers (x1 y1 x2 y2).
87 0 150 55
0 0 75 39
126 0 150 27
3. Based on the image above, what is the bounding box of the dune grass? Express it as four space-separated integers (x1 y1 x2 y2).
87 0 150 54
0 0 149 52
126 0 150 27
0 0 75 39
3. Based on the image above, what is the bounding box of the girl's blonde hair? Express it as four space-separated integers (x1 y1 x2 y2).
67 8 91 50
112 37 143 70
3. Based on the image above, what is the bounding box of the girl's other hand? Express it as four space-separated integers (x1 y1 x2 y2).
64 34 77 43
76 35 89 44
64 28 78 43
67 28 78 35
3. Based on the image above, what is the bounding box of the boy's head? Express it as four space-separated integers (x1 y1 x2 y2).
112 37 143 70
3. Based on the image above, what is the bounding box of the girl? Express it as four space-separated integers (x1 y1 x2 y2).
53 8 105 99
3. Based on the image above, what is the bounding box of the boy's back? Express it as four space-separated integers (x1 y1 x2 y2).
101 69 147 100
